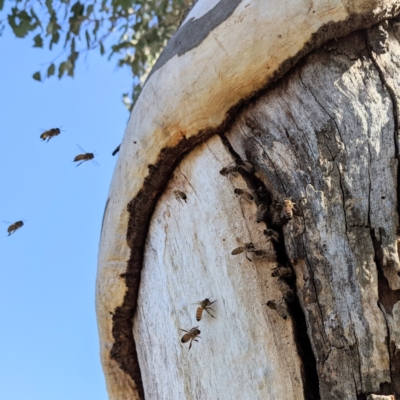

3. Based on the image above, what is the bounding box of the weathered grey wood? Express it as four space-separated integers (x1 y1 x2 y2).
132 25 400 399
225 25 400 399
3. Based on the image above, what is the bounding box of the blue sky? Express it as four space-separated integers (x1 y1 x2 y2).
0 23 132 399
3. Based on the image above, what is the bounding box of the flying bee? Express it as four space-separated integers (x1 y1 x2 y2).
173 190 187 204
73 144 98 167
40 127 62 142
276 278 295 302
271 265 292 278
6 220 24 236
266 300 289 320
231 242 256 261
256 203 269 223
194 298 217 321
180 326 201 350
263 229 280 243
234 188 255 203
112 144 120 156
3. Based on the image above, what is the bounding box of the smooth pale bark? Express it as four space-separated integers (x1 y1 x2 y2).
133 136 304 399
97 1 400 399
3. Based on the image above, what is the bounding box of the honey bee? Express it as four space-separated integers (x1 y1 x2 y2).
173 190 187 204
40 128 61 142
6 220 24 236
270 198 298 225
271 265 292 278
220 160 254 178
112 144 120 156
195 298 216 321
270 200 283 226
256 203 269 223
231 242 256 261
73 145 98 167
180 326 201 350
252 247 276 261
263 229 280 243
266 299 289 320
281 199 297 220
276 279 295 302
234 188 255 203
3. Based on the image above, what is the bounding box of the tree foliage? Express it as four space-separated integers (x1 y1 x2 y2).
0 0 194 110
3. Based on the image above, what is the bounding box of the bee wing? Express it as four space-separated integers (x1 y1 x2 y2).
91 158 100 167
76 144 87 153
2 220 13 224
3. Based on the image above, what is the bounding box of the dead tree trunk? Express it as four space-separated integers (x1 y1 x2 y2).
97 1 400 399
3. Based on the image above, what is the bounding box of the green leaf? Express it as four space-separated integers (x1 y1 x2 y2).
49 31 60 49
0 0 4 11
93 20 100 37
32 71 41 81
85 30 90 48
86 4 94 17
33 34 43 48
8 9 37 38
45 0 54 14
58 62 68 78
71 1 84 15
100 42 105 55
47 63 55 77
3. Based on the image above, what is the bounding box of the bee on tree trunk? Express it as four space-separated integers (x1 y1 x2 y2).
270 198 298 225
266 299 289 320
256 203 269 223
234 188 255 203
220 160 254 178
231 242 256 261
271 265 292 278
276 278 295 302
252 247 277 261
173 190 187 204
194 298 217 321
180 326 201 350
263 229 280 243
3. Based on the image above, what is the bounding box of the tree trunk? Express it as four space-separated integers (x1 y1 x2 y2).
97 1 400 399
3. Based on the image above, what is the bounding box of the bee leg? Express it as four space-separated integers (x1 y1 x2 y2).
189 340 193 350
245 251 253 262
205 307 217 319
180 328 189 333
205 310 216 319
76 161 84 167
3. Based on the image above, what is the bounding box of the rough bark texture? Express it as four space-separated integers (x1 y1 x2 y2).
97 1 400 399
134 24 400 399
